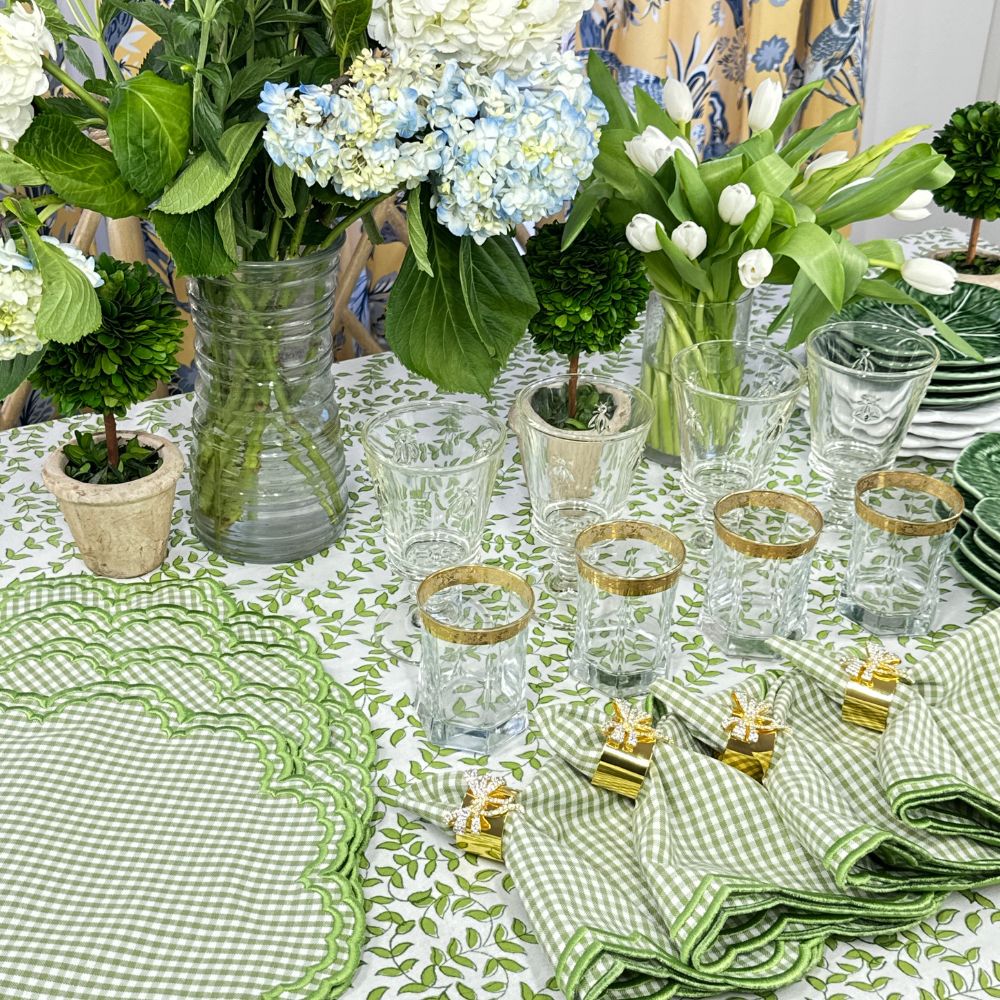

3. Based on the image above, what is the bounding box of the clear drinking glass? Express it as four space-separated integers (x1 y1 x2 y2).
703 490 823 657
672 340 805 550
362 402 507 661
511 374 653 593
807 322 939 527
417 565 534 754
838 471 965 634
641 290 754 465
573 520 685 697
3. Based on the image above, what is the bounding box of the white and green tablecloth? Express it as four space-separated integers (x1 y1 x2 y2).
1 228 999 1000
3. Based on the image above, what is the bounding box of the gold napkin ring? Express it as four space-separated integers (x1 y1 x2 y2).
446 771 520 862
841 642 909 733
591 700 661 800
719 692 785 781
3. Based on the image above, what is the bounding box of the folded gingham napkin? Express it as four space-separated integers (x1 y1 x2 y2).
653 671 1000 893
537 700 940 969
771 608 1000 847
393 760 836 1000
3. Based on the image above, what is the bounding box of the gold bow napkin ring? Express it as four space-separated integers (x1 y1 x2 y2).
446 771 521 862
841 642 910 733
591 700 663 800
719 692 785 781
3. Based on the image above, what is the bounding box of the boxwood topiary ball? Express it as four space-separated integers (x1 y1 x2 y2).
523 221 649 359
32 254 185 417
932 100 1000 222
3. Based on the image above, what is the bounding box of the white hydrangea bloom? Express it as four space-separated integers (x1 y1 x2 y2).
369 0 593 75
0 263 43 360
0 2 55 150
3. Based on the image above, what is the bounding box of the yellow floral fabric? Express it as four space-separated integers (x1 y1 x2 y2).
575 0 873 156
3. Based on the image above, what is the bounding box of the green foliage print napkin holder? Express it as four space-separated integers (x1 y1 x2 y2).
770 609 1000 849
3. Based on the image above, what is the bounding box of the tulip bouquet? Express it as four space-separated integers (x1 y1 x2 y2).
573 56 973 459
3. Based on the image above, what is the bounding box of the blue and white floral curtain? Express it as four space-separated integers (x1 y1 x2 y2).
576 0 874 158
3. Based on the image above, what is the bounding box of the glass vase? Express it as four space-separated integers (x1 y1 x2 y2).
188 246 349 563
640 290 754 465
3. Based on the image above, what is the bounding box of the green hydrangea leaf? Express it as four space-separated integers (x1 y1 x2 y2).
25 230 102 345
107 72 192 199
386 228 536 396
15 113 147 218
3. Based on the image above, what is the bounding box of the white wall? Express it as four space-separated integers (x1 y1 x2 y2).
854 0 1000 248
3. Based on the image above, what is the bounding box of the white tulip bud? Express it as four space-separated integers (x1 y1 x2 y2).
663 77 694 124
738 248 774 289
718 183 757 226
624 126 674 175
670 136 699 166
747 78 783 134
803 150 850 180
901 257 957 296
891 189 934 222
670 221 708 260
626 213 663 253
624 127 698 175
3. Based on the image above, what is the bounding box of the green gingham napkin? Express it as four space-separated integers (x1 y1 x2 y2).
771 608 1000 847
0 575 375 999
653 671 1000 893
393 763 833 1000
536 701 940 971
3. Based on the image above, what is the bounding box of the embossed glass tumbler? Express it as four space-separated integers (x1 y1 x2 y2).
806 323 939 527
673 340 805 551
362 402 507 662
511 375 653 594
417 565 534 754
838 471 964 635
703 491 823 657
573 520 686 697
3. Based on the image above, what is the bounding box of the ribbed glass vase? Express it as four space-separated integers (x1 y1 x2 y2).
188 246 349 563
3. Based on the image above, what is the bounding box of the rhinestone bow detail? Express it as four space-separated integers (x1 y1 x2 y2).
603 700 658 752
723 691 784 745
446 772 520 836
842 642 910 686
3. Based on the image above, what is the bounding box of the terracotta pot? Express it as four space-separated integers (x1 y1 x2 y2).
932 248 1000 291
42 431 185 578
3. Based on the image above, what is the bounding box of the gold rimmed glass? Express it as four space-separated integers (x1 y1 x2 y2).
837 471 964 635
416 565 534 754
573 520 686 696
703 491 823 657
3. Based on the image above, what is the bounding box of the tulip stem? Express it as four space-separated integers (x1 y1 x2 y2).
967 217 982 266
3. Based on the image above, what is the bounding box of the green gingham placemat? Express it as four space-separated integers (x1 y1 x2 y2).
0 575 375 999
652 672 1000 893
771 608 1000 846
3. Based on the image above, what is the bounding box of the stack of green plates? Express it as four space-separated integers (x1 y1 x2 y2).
0 576 374 1000
951 434 1000 602
839 283 1000 408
